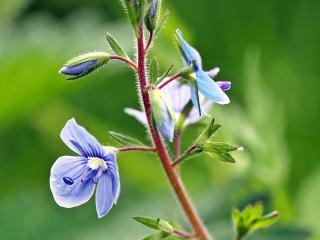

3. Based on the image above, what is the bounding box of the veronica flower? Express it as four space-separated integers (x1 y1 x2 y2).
124 80 230 133
50 118 120 218
175 29 230 114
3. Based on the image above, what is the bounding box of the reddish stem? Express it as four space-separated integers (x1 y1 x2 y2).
175 132 181 161
145 31 154 51
118 146 156 153
158 72 182 89
174 229 197 239
171 145 197 168
110 55 138 70
136 23 212 240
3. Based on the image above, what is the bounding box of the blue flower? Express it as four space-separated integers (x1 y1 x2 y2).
50 118 120 218
175 29 230 114
124 81 211 129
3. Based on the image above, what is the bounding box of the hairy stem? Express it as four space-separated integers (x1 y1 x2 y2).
174 229 197 239
158 72 182 89
110 55 138 70
136 23 212 240
145 31 154 51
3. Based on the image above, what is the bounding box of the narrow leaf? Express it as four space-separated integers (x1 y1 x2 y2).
108 131 144 146
105 32 129 59
133 216 174 233
154 10 170 36
156 64 173 84
149 57 159 84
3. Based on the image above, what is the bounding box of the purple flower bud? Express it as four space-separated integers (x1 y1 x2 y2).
59 60 97 76
151 0 158 18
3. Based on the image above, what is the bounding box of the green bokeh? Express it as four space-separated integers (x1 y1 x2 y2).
0 0 318 239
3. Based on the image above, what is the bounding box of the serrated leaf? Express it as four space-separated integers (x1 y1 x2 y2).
108 131 144 146
154 10 170 36
133 216 174 233
105 32 129 59
149 57 159 84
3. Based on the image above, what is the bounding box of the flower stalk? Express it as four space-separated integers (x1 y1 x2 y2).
136 23 212 240
110 55 138 70
118 146 157 152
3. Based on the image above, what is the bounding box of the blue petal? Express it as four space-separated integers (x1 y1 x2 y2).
103 152 120 202
96 172 116 218
158 100 175 141
124 108 148 126
176 29 202 67
59 60 96 76
50 156 95 208
60 118 105 158
163 81 191 113
195 68 230 105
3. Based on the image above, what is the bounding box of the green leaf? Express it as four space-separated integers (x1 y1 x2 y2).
195 118 221 145
108 131 144 146
232 203 279 239
156 64 173 84
133 216 174 233
149 57 159 84
122 0 138 33
202 141 238 163
105 32 129 59
251 211 279 231
154 10 170 36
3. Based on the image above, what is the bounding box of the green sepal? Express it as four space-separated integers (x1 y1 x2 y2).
149 88 163 126
149 88 176 127
180 63 195 79
232 203 279 239
63 52 110 67
176 100 193 131
105 32 129 59
201 141 238 163
149 57 159 84
133 216 174 233
154 9 170 36
145 0 162 33
142 232 171 240
195 118 221 145
108 131 144 146
156 64 173 85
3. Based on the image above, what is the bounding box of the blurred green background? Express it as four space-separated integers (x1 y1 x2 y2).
0 0 319 239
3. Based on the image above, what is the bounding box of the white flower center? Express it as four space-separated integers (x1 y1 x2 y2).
88 157 107 170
